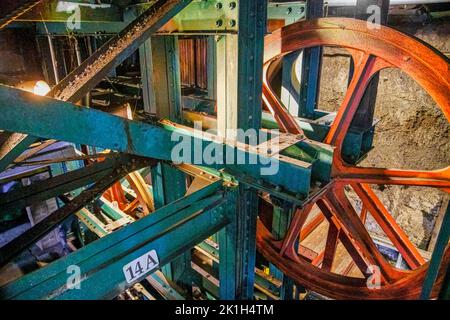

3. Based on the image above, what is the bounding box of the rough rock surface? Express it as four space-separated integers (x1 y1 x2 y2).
318 19 449 250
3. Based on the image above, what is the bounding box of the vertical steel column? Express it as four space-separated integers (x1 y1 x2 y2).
147 35 192 295
269 198 295 299
420 204 449 300
207 36 217 101
218 0 267 300
139 39 157 114
216 34 238 139
47 34 60 84
349 0 389 130
0 133 37 172
152 36 183 122
297 0 323 119
281 51 301 116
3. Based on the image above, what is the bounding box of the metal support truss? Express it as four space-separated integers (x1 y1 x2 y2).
269 198 296 300
0 153 133 215
47 0 192 103
349 0 389 131
420 204 450 299
0 132 37 172
141 33 192 292
0 155 152 268
0 1 192 177
217 0 268 300
0 0 42 30
0 85 318 196
0 181 232 300
298 0 324 119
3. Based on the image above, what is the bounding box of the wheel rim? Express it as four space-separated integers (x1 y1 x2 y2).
259 18 450 299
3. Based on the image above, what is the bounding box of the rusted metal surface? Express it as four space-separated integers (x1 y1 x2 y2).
259 18 450 299
0 155 154 268
47 0 192 103
0 0 42 30
179 37 208 89
103 171 155 217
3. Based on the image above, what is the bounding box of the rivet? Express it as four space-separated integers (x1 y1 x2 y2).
216 19 223 27
216 2 222 9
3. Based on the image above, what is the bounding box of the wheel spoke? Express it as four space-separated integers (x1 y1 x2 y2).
262 62 304 135
109 181 128 210
324 185 404 283
300 213 325 241
280 202 313 256
316 198 370 277
333 163 450 189
322 220 339 271
351 183 426 269
126 172 154 214
325 54 388 147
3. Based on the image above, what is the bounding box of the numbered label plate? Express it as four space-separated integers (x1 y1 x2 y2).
123 250 159 283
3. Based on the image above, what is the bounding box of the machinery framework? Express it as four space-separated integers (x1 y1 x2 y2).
0 0 448 300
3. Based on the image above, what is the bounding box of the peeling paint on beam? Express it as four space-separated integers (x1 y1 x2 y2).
47 0 192 103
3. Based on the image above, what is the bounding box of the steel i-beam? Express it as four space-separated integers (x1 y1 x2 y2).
0 181 232 300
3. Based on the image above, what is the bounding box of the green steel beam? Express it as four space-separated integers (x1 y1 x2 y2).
0 155 151 268
0 85 317 196
420 204 450 300
0 132 37 172
298 0 323 119
218 0 267 300
151 36 183 121
34 22 127 36
139 39 157 114
145 34 192 294
0 154 128 215
269 197 295 300
151 162 191 294
17 1 122 23
267 2 305 23
47 0 192 103
0 181 231 300
129 0 238 34
23 1 306 35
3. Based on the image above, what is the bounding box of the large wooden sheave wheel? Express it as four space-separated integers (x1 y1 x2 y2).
258 18 450 299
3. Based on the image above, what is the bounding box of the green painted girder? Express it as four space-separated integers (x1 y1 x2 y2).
267 1 306 22
195 239 282 298
22 1 307 35
34 21 127 36
0 132 37 172
18 0 123 23
128 0 238 34
421 204 450 300
0 85 317 196
0 181 232 300
0 155 151 268
0 154 127 215
47 0 193 104
261 111 375 165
